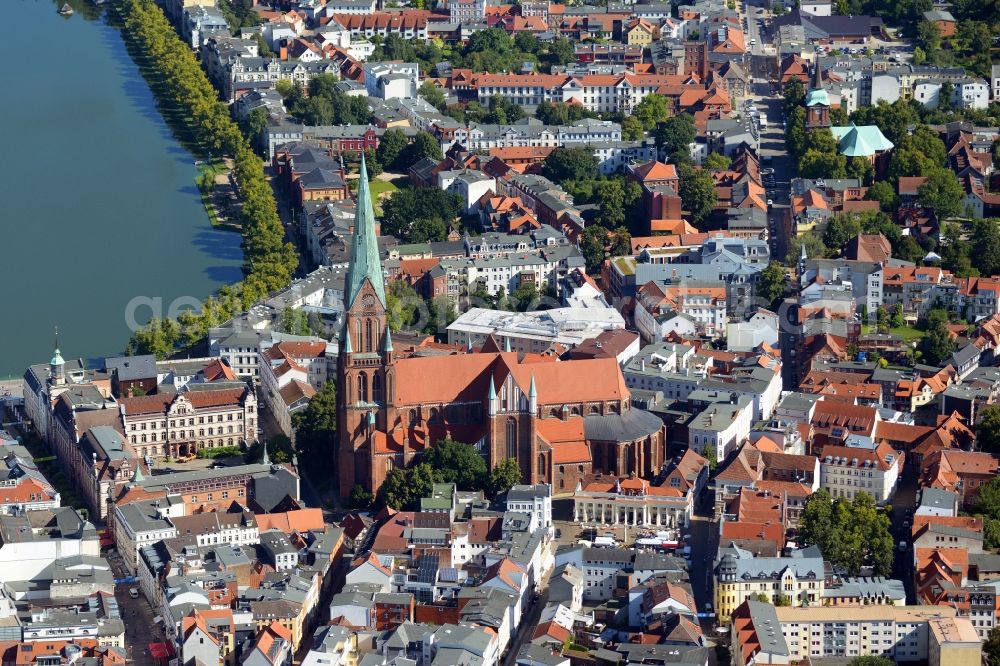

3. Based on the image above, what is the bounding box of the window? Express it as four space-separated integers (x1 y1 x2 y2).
373 374 382 404
506 418 517 459
358 373 367 403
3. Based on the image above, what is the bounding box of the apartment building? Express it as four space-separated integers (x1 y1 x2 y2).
819 438 903 504
715 546 825 622
775 605 980 664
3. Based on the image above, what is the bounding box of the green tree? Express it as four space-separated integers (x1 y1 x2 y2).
891 304 905 328
677 162 717 224
595 178 627 229
622 116 645 141
490 458 523 498
381 188 463 240
655 114 698 163
798 490 893 576
542 147 600 185
918 168 965 219
785 107 807 158
408 217 448 244
349 484 373 508
799 149 847 179
633 94 671 132
971 219 1000 276
386 280 422 331
703 153 732 170
976 405 1000 455
984 627 1000 666
702 444 718 471
782 78 806 117
865 181 898 212
419 80 446 110
379 463 436 509
917 20 942 56
757 262 787 306
920 319 957 365
751 592 771 603
609 226 632 258
544 37 575 68
399 131 443 168
280 306 311 336
266 435 294 464
823 215 863 249
240 107 269 142
898 125 947 167
423 438 488 490
511 281 540 311
846 657 894 666
376 128 409 170
785 233 830 264
291 381 337 476
581 224 609 273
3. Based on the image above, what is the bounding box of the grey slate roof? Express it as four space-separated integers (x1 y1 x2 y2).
584 409 663 442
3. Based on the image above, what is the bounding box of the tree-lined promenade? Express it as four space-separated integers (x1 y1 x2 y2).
115 0 298 357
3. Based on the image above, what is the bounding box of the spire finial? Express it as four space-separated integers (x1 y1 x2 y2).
384 326 394 353
504 336 512 353
529 374 537 398
262 441 270 466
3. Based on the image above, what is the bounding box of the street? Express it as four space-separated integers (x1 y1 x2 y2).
106 548 168 666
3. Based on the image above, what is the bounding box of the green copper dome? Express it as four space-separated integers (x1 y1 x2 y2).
805 88 830 107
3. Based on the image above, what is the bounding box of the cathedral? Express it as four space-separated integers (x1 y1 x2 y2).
336 157 665 498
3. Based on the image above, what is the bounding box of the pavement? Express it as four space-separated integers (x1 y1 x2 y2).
890 468 920 603
502 575 550 666
107 548 169 666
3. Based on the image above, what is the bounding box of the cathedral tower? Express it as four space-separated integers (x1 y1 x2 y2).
337 155 392 497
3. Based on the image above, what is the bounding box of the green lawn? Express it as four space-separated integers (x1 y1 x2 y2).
862 324 925 342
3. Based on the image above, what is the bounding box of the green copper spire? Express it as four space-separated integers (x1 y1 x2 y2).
130 463 145 485
345 153 386 309
529 374 537 398
383 327 393 353
504 336 512 353
488 376 496 400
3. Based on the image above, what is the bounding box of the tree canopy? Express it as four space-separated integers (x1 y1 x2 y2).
381 188 463 241
655 114 698 163
291 381 337 477
677 162 717 224
423 438 489 491
798 490 894 576
120 0 296 357
542 147 600 185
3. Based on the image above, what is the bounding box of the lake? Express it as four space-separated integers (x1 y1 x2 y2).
0 0 243 378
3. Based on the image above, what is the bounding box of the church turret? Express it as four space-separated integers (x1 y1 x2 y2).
49 328 65 387
804 63 831 131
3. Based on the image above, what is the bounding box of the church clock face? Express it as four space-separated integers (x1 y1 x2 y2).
361 294 376 310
